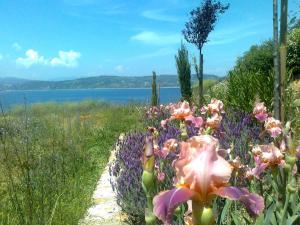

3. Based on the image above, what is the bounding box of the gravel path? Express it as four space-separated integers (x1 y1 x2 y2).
79 135 124 225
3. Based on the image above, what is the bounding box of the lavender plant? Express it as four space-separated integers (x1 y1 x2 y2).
109 132 147 224
214 109 262 164
109 121 198 224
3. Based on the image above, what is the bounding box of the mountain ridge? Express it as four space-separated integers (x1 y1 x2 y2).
0 74 222 90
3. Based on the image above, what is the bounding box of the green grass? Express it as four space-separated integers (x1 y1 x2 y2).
0 100 143 225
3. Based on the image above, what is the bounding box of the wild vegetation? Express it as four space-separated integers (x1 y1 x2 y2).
0 101 142 225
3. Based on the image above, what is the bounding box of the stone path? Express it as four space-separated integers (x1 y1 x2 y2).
79 135 124 225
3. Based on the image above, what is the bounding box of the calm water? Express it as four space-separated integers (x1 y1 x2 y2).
0 88 180 109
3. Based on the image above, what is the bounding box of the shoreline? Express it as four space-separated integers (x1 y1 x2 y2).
0 87 180 92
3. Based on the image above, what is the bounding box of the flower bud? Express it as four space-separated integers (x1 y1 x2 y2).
142 170 155 193
199 207 214 225
174 206 181 215
287 184 297 193
145 208 156 225
284 164 292 173
286 156 297 166
143 155 155 172
204 127 213 135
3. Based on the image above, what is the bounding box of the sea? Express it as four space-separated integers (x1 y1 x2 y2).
0 87 180 109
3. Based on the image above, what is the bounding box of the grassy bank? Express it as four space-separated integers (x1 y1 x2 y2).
0 101 143 225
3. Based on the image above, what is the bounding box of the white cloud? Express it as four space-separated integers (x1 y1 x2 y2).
142 9 179 22
16 49 47 68
12 42 22 51
131 31 180 45
50 50 81 67
16 49 81 68
114 65 125 73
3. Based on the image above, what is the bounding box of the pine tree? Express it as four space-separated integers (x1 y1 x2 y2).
175 43 192 101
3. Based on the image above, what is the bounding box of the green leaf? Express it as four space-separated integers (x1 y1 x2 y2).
217 200 232 225
286 215 300 225
254 214 264 225
264 202 276 224
231 212 243 225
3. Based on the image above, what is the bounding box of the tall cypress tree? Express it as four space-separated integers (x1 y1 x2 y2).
175 43 192 101
151 71 158 106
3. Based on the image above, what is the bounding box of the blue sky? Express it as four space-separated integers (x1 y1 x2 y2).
0 0 299 80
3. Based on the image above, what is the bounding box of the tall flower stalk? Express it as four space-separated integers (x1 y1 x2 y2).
142 130 158 225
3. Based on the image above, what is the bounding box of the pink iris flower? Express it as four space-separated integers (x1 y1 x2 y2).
161 139 178 158
250 143 285 178
264 117 282 138
207 98 225 114
200 99 224 115
153 135 264 225
171 101 193 120
253 102 268 122
185 115 204 128
206 113 222 129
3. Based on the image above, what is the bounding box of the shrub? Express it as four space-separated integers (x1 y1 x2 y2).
287 26 300 79
235 40 273 74
205 80 228 103
225 68 274 112
207 27 300 112
110 132 147 224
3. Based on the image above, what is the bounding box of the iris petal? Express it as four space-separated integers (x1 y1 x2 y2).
153 188 194 225
214 186 264 217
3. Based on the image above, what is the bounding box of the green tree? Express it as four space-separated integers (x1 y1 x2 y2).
224 41 275 112
175 43 192 102
235 40 274 73
151 71 158 106
183 0 229 106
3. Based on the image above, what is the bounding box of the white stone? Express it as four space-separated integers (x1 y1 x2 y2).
79 135 125 225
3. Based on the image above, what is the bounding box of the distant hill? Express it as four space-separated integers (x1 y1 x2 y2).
0 74 222 90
